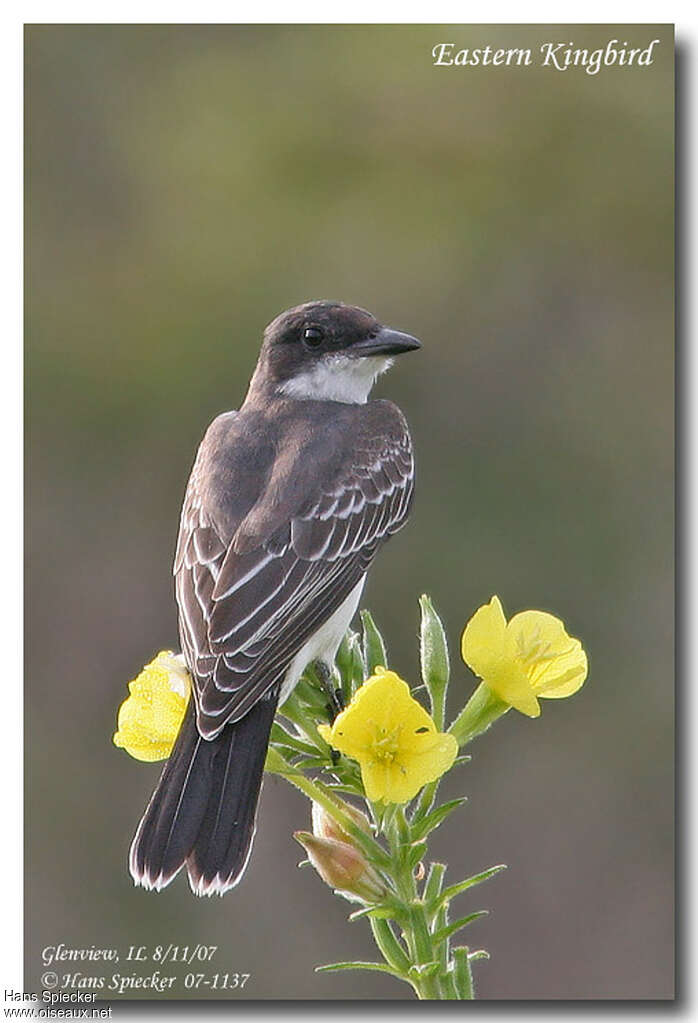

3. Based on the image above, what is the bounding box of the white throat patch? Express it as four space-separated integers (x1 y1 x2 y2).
278 354 393 405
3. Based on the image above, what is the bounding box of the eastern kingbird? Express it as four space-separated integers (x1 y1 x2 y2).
129 301 420 896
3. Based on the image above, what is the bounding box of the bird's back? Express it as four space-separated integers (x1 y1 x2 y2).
177 396 411 561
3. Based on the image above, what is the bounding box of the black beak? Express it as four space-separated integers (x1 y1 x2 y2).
350 326 422 358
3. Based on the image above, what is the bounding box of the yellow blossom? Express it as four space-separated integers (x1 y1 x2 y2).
461 596 587 718
113 651 191 761
318 668 458 803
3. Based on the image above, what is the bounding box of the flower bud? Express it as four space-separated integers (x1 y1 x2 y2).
311 800 371 845
294 831 386 903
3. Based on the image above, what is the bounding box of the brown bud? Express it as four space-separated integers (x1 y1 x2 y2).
311 800 371 845
294 831 386 903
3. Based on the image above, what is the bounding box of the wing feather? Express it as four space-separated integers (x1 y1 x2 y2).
175 403 414 738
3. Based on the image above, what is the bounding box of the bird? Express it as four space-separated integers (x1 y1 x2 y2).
129 300 420 896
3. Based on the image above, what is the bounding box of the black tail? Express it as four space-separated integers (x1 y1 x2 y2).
129 692 279 897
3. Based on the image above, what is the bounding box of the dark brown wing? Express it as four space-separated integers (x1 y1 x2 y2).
174 403 414 739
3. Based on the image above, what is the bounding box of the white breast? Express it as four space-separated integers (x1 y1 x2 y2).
279 577 366 703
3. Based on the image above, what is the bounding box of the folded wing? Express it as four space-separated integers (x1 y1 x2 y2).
174 403 414 738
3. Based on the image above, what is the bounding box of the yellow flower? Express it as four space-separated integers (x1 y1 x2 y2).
113 651 191 761
318 668 458 804
461 596 587 718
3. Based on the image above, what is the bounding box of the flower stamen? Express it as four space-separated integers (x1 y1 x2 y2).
318 670 458 803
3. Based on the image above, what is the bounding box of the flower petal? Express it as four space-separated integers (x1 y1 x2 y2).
534 641 588 699
113 651 190 761
461 595 507 680
378 761 419 804
481 671 541 717
322 670 432 759
506 611 588 699
361 760 392 803
362 732 459 804
320 668 458 803
389 733 459 802
317 722 333 744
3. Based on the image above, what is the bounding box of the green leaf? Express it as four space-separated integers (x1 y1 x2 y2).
419 595 450 729
370 918 411 973
411 780 439 823
268 741 312 761
348 632 367 690
269 724 320 757
407 961 440 979
270 720 300 742
434 865 506 911
408 840 428 869
410 798 467 842
434 904 449 972
422 862 447 905
468 950 490 962
361 609 388 673
452 946 475 999
264 746 295 776
432 911 488 944
290 674 327 709
290 756 333 771
316 961 406 981
453 755 472 768
336 628 366 697
378 801 398 835
348 905 398 922
277 687 327 742
335 631 354 690
323 781 365 797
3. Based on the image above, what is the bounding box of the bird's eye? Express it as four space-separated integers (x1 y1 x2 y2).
303 326 325 347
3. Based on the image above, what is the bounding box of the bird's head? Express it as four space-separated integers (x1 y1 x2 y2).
247 301 421 405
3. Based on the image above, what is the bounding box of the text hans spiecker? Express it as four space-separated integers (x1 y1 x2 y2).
432 38 661 75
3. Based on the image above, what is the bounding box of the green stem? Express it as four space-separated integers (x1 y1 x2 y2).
449 682 509 748
408 904 433 965
381 807 441 1000
409 905 441 1000
268 631 502 1002
440 969 460 999
265 750 390 869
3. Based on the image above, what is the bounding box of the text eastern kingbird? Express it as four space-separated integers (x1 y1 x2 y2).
129 300 420 896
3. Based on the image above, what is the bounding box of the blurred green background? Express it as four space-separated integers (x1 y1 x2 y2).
25 24 673 1000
